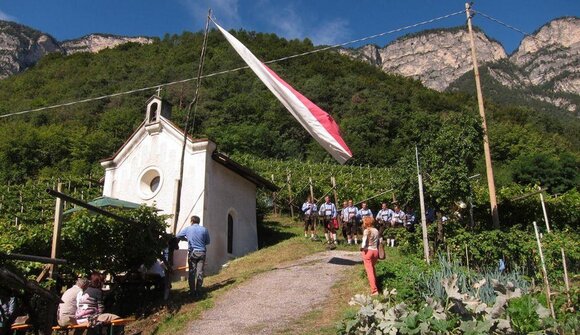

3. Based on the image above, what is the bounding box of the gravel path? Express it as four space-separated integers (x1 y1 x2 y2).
187 250 361 335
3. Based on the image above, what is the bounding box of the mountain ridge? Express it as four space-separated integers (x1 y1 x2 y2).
0 20 154 78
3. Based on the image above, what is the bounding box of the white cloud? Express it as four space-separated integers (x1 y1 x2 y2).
311 18 350 45
261 3 351 45
180 0 241 28
0 9 17 22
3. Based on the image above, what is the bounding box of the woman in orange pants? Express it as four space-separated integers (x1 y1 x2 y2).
360 216 380 295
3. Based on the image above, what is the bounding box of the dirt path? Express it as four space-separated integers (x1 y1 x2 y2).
186 250 361 334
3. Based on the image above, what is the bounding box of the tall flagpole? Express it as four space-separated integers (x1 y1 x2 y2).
173 9 212 234
465 3 500 228
416 146 430 264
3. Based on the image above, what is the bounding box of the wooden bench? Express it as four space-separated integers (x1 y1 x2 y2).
52 323 90 334
11 323 33 334
51 318 135 335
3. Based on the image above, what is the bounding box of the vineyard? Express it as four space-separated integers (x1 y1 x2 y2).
234 154 397 210
0 177 103 227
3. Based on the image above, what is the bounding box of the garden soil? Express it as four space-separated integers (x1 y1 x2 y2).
187 250 361 334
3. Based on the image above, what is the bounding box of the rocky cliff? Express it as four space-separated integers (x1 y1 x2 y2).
341 28 507 91
342 17 579 114
450 17 579 115
0 21 61 79
506 17 579 95
61 34 154 55
0 21 154 78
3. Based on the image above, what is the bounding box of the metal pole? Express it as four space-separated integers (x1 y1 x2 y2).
49 183 64 278
416 146 430 264
46 189 137 225
173 9 212 233
533 221 556 318
538 187 551 233
465 3 500 228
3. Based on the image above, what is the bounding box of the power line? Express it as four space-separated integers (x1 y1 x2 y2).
0 9 465 120
476 10 574 56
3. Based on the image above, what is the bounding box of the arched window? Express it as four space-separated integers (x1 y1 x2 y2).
149 102 158 122
227 214 234 254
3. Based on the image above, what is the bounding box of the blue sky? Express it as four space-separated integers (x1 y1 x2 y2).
1 0 578 53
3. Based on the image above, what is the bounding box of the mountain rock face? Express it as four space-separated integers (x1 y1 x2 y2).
0 21 153 78
507 17 579 95
0 21 61 79
341 28 507 91
342 17 579 114
61 34 154 55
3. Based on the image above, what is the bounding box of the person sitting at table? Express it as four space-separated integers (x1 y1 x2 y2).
58 277 89 327
75 272 119 324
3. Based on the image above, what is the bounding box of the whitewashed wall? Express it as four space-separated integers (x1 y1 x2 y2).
204 158 258 273
101 116 259 276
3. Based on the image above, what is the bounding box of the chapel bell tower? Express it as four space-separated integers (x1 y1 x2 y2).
145 95 172 134
145 95 172 124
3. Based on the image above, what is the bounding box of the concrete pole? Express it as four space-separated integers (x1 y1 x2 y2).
465 3 500 228
533 221 556 318
49 183 64 279
416 146 430 264
538 187 551 233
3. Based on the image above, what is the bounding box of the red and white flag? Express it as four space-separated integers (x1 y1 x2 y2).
214 22 352 164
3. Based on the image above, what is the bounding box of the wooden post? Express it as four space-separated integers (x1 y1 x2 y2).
287 172 294 218
465 2 500 228
309 177 316 232
561 247 572 308
465 244 470 272
271 174 278 216
50 183 64 279
538 187 551 233
416 146 430 264
533 221 555 318
331 176 339 207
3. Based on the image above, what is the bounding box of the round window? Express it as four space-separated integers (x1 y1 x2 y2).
138 167 163 199
150 176 160 193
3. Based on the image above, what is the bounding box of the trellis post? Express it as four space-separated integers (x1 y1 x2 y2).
533 221 555 318
287 172 294 218
50 183 64 279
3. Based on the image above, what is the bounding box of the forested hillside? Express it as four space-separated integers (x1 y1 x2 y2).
0 29 577 194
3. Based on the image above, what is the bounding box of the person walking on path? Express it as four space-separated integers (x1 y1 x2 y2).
360 216 380 295
177 215 211 297
301 196 318 239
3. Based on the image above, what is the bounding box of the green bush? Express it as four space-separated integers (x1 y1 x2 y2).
60 206 170 275
374 250 428 306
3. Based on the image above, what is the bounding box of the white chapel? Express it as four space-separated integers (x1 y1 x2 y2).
100 95 277 273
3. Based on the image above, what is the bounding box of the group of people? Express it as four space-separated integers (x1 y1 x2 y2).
302 196 420 295
57 272 119 329
302 196 417 247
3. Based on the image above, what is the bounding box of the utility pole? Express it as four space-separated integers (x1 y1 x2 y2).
465 3 500 228
416 146 430 264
